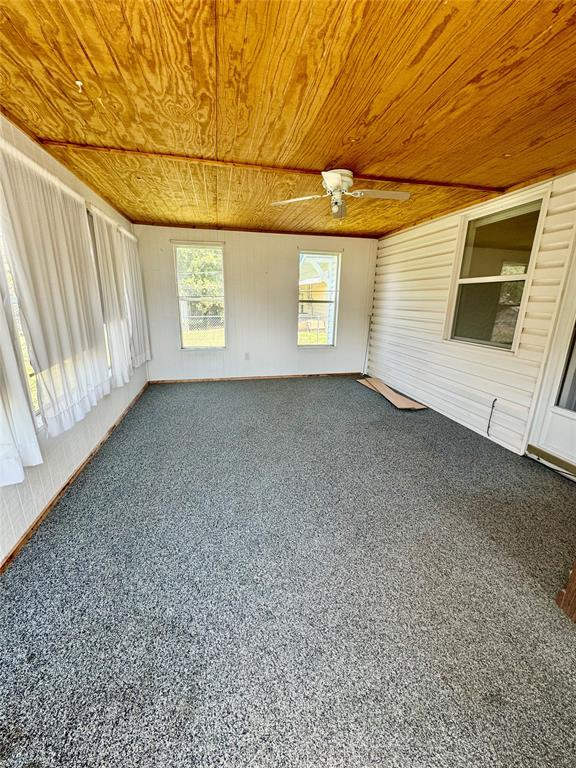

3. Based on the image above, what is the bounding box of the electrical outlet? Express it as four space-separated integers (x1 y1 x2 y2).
244 352 250 361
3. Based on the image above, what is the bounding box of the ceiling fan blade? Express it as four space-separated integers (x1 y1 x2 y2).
271 194 327 206
349 189 411 201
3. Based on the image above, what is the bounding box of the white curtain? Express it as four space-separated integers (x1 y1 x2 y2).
120 230 151 369
90 209 133 388
0 141 111 438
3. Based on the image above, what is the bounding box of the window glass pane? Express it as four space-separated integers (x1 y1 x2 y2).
556 326 576 412
452 280 524 348
298 301 335 346
298 252 340 346
179 299 225 348
460 201 541 279
176 244 225 348
177 269 224 299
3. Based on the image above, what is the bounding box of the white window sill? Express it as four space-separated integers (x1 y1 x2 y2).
444 336 518 355
180 346 226 351
297 345 336 350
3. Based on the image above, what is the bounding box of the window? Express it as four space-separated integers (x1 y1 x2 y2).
175 243 225 349
450 200 541 349
298 251 341 346
556 325 576 412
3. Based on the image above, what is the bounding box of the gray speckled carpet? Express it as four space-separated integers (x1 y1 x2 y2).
1 377 575 768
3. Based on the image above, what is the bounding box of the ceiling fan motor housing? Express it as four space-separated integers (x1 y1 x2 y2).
322 168 354 193
321 169 352 219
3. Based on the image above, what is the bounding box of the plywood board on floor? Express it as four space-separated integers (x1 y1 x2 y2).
357 377 426 410
556 562 576 623
357 378 378 393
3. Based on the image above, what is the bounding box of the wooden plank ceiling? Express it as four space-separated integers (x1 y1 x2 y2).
1 0 575 237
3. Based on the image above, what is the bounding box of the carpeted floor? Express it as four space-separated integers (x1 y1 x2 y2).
1 377 575 767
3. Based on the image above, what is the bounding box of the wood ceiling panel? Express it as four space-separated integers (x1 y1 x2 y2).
1 0 575 236
45 144 494 236
47 145 218 226
215 0 372 166
216 0 576 187
0 0 216 154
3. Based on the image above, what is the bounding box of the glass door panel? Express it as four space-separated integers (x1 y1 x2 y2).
556 326 576 412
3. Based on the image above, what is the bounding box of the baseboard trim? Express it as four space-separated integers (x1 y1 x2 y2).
150 372 362 384
0 382 149 575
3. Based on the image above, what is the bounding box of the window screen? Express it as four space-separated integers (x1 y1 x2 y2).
175 243 225 348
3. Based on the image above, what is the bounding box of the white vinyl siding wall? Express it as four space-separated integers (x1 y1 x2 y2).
367 171 576 455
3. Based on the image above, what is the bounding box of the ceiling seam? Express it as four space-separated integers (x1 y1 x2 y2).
36 138 504 193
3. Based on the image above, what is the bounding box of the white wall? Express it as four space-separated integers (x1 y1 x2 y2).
0 115 148 565
136 225 376 380
368 171 576 454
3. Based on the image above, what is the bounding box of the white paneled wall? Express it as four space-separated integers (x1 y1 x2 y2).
0 116 147 565
137 226 376 380
368 172 576 454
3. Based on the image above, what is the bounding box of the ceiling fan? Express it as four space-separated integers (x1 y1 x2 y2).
271 169 411 219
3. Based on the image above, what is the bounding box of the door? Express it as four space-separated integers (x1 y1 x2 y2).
528 243 576 475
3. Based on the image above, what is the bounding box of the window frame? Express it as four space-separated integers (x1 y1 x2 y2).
297 249 342 348
443 189 549 355
172 240 227 351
